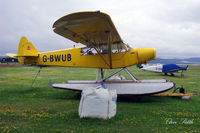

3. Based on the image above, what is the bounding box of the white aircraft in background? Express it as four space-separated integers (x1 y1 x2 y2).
138 64 188 76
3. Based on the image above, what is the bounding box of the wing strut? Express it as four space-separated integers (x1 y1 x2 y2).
100 68 106 88
93 31 113 69
93 47 110 67
96 67 138 88
107 31 112 69
30 66 42 88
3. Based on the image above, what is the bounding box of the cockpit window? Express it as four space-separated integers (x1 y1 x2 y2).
81 47 98 55
80 42 132 55
112 42 125 53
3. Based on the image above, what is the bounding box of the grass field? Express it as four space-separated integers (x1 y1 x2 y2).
0 65 200 133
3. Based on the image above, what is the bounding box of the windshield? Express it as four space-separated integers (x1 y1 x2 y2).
80 42 131 55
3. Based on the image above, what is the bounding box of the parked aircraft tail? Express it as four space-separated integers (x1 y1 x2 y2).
186 65 189 70
6 36 39 64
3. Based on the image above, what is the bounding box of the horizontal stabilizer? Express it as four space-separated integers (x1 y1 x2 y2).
6 53 17 59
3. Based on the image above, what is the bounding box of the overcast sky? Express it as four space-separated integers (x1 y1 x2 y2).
1 0 200 58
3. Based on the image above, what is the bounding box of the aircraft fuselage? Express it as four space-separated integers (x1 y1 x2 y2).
24 47 156 69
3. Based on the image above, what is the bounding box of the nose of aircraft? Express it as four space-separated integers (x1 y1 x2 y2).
136 48 156 64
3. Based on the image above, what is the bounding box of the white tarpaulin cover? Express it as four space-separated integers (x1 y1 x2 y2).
79 86 117 119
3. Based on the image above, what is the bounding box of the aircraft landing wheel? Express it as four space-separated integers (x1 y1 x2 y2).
181 73 184 77
170 73 175 76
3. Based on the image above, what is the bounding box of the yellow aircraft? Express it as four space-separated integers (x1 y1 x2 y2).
7 11 175 95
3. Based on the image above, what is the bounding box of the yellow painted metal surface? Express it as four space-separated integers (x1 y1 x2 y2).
11 36 39 64
6 53 17 59
7 12 156 68
17 36 39 57
7 36 156 68
53 11 122 47
36 46 155 69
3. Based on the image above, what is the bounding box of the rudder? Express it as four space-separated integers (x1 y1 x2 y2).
17 36 39 64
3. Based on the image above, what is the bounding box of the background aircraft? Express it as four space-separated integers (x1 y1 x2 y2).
138 63 188 76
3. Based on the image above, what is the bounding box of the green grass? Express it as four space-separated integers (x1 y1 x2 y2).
0 66 200 133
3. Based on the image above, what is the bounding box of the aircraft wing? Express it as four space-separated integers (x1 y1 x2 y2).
53 11 127 69
53 11 123 47
162 64 188 73
164 69 180 73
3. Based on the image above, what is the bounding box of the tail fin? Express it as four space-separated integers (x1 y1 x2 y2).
186 65 189 70
18 36 39 56
7 36 39 64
